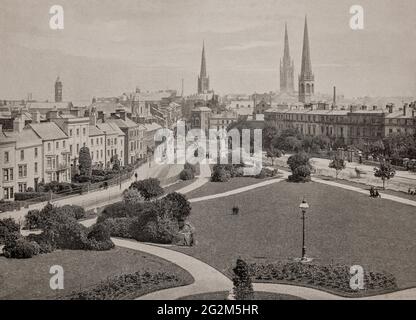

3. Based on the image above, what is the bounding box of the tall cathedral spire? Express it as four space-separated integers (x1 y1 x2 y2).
198 41 210 94
280 23 294 93
298 16 314 103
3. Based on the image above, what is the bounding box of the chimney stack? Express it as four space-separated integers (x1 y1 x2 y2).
333 86 336 109
31 110 41 123
13 115 24 133
97 111 105 122
403 103 408 116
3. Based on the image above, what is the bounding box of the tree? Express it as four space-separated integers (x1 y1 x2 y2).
329 157 346 180
130 178 164 200
162 192 191 221
374 161 396 189
262 122 279 150
287 152 311 172
122 188 144 206
78 146 92 177
111 155 121 171
266 146 282 166
232 258 254 300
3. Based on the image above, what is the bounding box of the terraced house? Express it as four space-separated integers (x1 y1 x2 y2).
29 121 71 184
108 110 146 165
264 103 416 145
0 117 43 201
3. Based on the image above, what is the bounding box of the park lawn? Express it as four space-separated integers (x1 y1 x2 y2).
186 177 275 199
177 180 416 291
0 247 193 300
315 174 416 201
178 291 303 300
163 179 196 194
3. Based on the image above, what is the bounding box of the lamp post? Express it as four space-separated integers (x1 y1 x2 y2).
298 198 312 263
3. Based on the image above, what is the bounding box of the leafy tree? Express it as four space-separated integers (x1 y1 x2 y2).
162 192 191 221
232 258 254 300
122 188 144 206
374 161 396 189
111 155 121 171
262 122 279 150
266 146 282 165
78 147 92 177
130 178 164 200
329 156 346 180
287 152 311 172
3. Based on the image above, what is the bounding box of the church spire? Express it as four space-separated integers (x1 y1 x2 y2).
198 41 210 94
300 16 313 79
280 23 294 93
283 23 290 63
298 15 315 103
200 41 207 78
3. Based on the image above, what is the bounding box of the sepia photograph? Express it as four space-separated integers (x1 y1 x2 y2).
0 0 415 310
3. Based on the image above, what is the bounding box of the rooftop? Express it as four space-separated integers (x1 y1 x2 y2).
29 122 68 141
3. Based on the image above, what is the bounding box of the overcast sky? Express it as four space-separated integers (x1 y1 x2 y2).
0 0 415 101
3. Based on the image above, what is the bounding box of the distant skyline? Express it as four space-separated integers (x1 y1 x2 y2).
0 0 415 101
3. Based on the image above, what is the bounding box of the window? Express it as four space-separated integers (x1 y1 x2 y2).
96 151 99 159
3 168 13 181
34 162 38 174
77 144 79 152
48 143 51 151
4 151 9 163
70 129 73 136
18 164 27 178
83 142 86 148
101 150 103 158
76 129 80 136
47 158 52 169
83 128 86 136
63 141 66 148
20 150 24 161
34 148 38 158
91 139 94 146
3 187 14 200
18 183 27 193
56 141 59 149
70 145 73 154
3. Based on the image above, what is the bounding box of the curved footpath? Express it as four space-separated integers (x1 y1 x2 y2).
78 165 416 300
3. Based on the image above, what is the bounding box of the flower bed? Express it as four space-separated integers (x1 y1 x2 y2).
249 261 398 296
62 271 185 300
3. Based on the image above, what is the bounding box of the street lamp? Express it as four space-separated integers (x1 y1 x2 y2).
297 198 312 263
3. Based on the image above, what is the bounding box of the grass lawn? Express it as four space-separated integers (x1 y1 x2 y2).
0 247 193 300
315 174 416 201
178 291 304 300
186 177 276 199
177 180 416 291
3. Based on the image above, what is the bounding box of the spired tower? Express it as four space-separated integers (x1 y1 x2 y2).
197 41 210 94
55 76 63 102
298 16 314 103
280 23 295 93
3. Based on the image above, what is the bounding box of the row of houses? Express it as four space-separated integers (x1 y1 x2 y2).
0 107 162 201
264 102 416 144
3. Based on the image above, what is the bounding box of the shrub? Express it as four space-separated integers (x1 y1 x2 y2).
24 209 43 230
59 205 86 220
87 223 111 242
53 221 89 250
232 258 254 300
162 192 191 221
0 218 20 244
26 230 57 254
14 192 48 201
100 218 133 238
179 168 195 181
211 166 231 182
139 216 179 244
73 175 91 183
98 202 128 223
122 188 144 206
130 178 164 200
287 152 312 172
184 162 198 174
3 233 40 259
